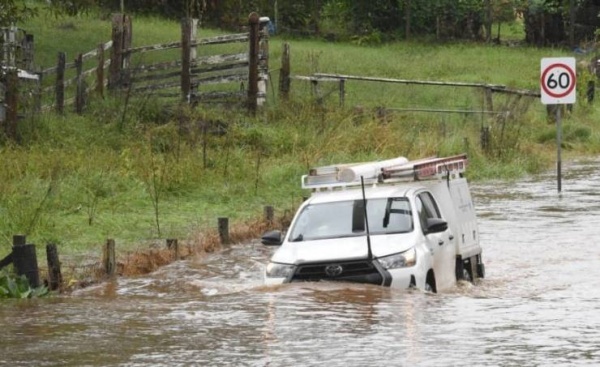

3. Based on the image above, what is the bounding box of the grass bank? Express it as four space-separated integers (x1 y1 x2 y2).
1 11 599 280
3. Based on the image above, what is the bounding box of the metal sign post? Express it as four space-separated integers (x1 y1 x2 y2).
540 57 576 193
556 106 562 192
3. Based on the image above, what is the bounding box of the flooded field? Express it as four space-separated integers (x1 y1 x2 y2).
1 159 599 366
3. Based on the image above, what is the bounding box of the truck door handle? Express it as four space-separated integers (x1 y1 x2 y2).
449 235 454 241
438 240 444 246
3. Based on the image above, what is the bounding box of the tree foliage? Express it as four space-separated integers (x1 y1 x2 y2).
0 0 38 27
37 0 600 45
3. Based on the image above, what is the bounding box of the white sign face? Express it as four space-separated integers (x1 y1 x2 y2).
540 57 576 105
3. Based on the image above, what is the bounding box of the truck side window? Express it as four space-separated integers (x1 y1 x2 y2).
420 192 441 219
416 192 442 233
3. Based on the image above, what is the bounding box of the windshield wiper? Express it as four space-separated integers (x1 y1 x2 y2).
292 234 303 242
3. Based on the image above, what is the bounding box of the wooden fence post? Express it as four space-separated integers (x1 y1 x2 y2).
34 70 42 114
181 18 192 102
0 252 12 270
484 87 493 112
218 217 230 245
191 18 198 62
96 43 105 98
75 53 84 114
46 243 62 291
480 126 491 151
12 235 40 288
264 205 274 224
109 14 124 90
167 238 179 260
0 76 5 131
339 79 345 107
104 239 116 276
122 15 132 88
247 12 260 114
23 34 34 71
56 52 65 114
257 17 270 106
5 69 18 141
279 42 290 100
3 26 17 67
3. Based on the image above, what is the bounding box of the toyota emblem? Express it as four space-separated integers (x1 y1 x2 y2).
325 264 343 277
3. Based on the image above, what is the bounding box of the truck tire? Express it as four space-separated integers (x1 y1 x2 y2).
455 257 472 282
425 271 437 293
476 256 485 278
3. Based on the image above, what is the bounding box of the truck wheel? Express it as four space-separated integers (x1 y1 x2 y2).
462 266 472 282
455 257 472 282
476 258 485 278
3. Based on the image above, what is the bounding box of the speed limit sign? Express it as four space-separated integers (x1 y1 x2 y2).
540 57 576 104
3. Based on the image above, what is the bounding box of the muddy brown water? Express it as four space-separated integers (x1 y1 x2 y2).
1 159 599 366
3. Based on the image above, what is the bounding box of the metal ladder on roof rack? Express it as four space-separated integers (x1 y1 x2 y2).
302 154 468 191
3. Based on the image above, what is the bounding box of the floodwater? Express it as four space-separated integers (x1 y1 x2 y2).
1 159 599 366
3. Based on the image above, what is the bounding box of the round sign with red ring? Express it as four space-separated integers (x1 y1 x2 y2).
540 62 576 98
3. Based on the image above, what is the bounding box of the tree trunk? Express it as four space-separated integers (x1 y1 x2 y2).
484 0 492 43
405 0 411 40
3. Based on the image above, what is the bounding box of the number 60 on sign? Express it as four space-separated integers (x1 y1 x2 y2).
540 57 576 105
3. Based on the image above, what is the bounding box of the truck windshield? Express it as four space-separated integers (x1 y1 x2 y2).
289 198 413 242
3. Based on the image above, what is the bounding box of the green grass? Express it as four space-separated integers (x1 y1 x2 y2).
1 10 599 262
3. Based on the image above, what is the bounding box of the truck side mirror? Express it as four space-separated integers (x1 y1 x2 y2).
426 218 448 233
261 230 283 246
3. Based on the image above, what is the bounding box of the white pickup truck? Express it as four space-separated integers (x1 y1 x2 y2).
261 154 484 292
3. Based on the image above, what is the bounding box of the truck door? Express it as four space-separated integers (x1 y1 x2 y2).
415 192 456 291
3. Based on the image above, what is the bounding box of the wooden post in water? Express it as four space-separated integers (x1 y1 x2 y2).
167 238 179 261
104 239 116 276
12 235 40 288
12 235 26 247
46 243 62 291
247 12 260 114
56 52 66 114
218 217 230 245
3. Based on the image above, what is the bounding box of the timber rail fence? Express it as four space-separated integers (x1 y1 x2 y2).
0 13 269 140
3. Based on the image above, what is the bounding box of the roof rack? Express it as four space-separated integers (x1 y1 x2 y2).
302 154 468 190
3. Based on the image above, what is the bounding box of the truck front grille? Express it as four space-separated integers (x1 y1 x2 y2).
291 260 383 285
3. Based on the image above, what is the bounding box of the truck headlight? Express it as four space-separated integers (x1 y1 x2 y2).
377 248 416 269
266 262 296 278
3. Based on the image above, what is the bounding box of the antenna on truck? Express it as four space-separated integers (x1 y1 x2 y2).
360 176 373 261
